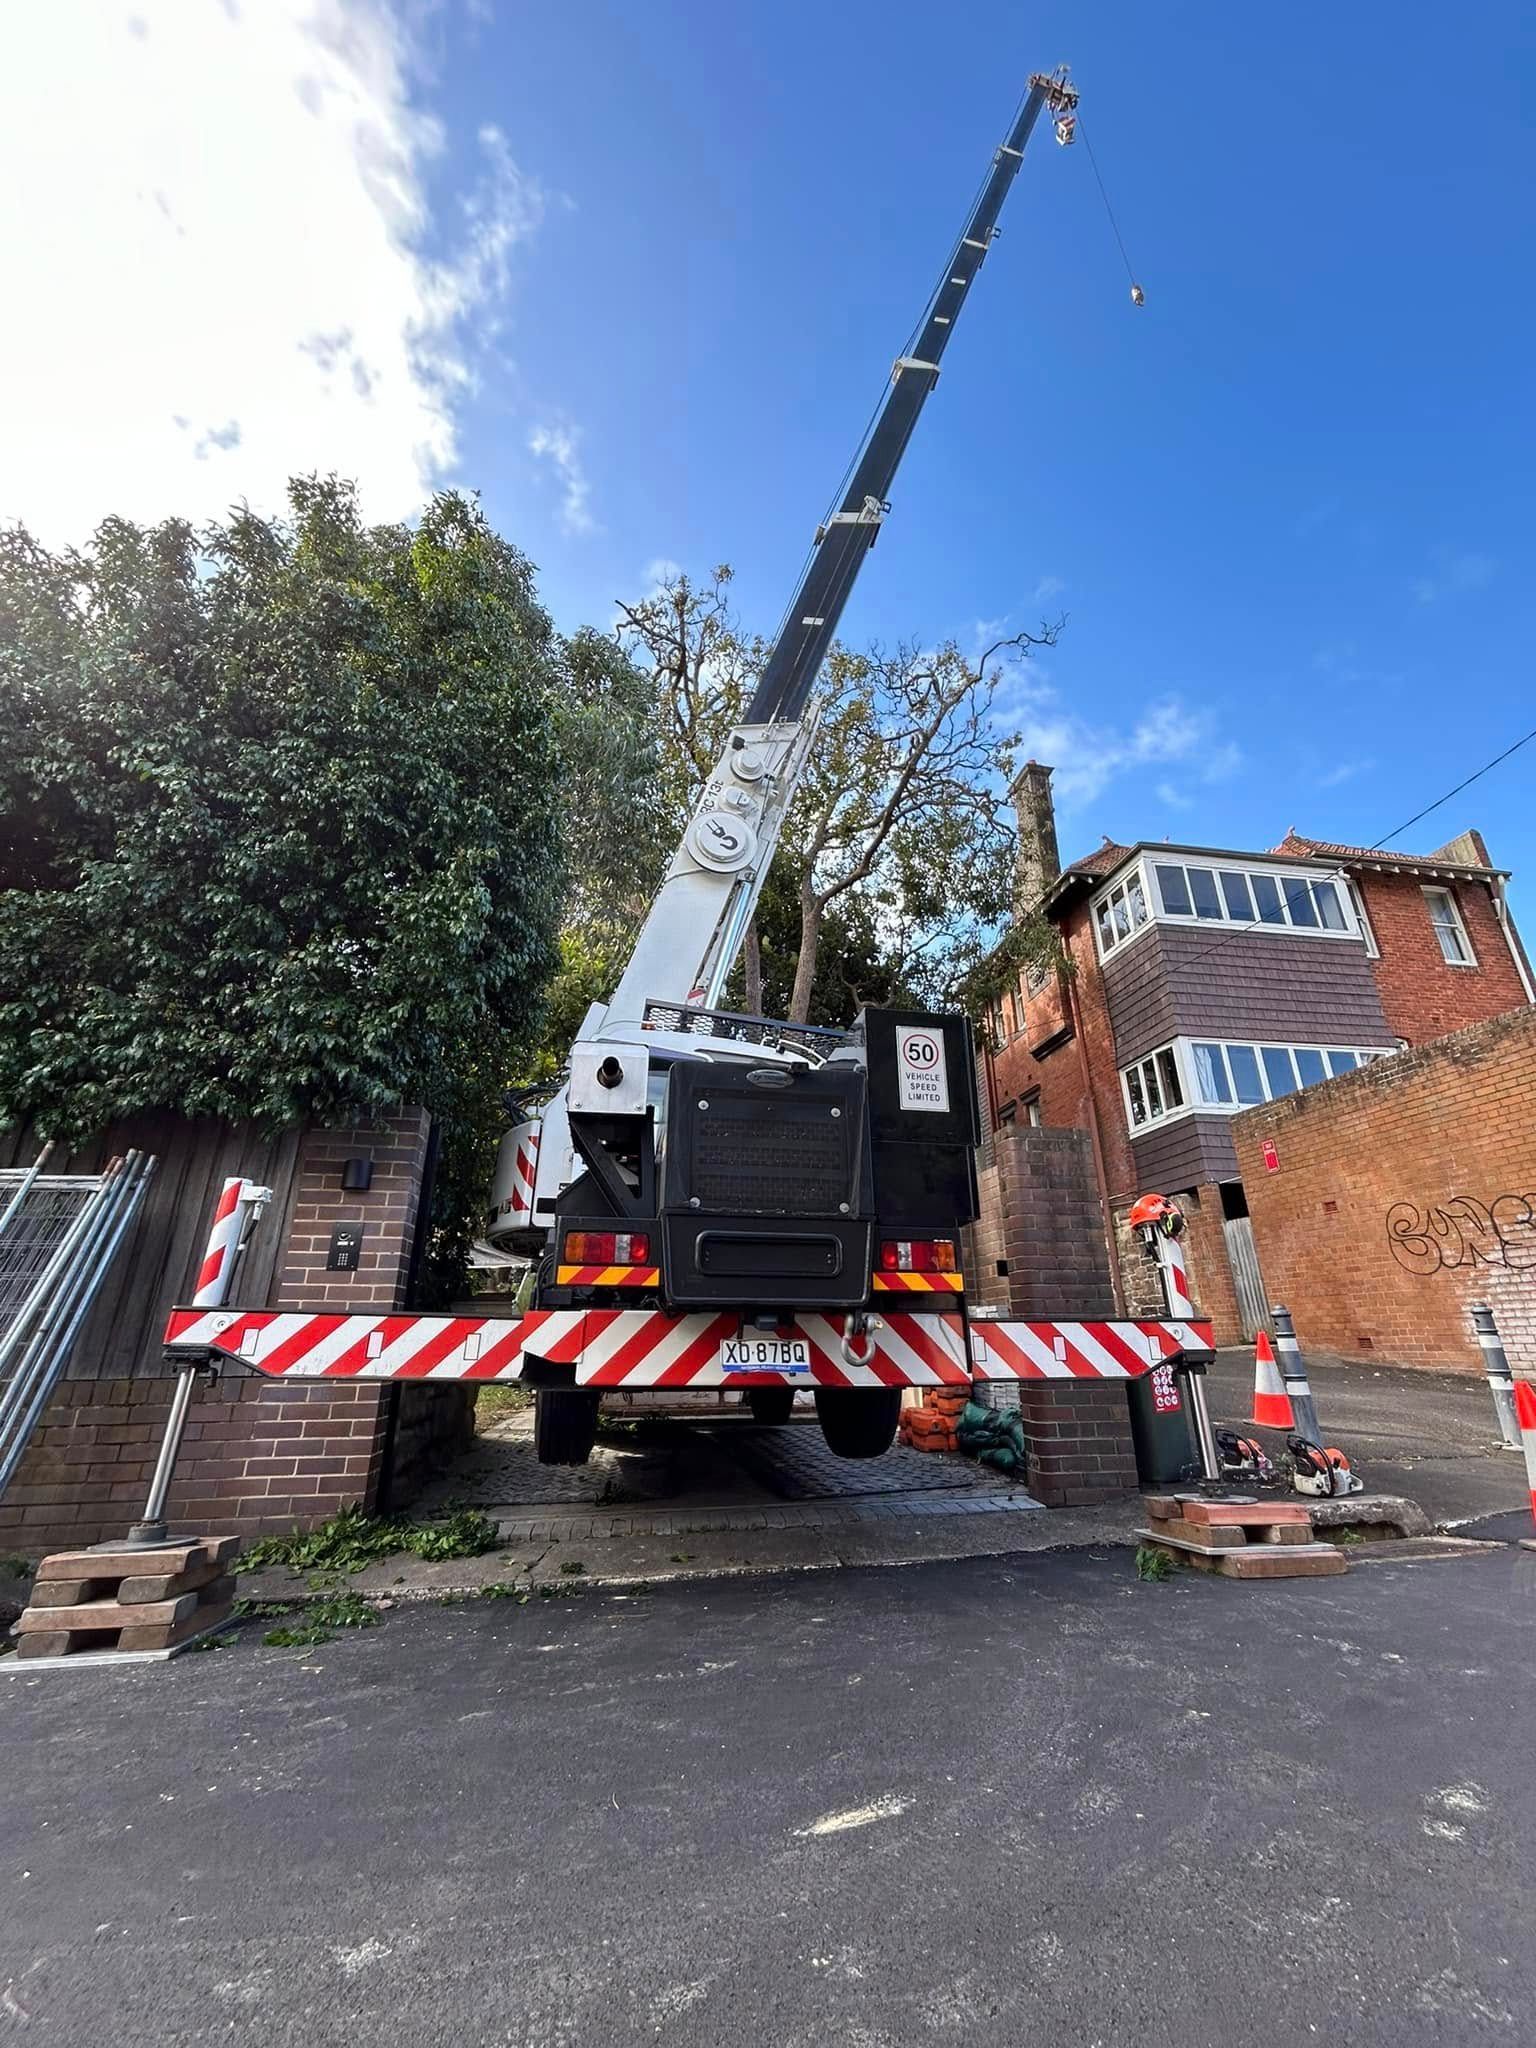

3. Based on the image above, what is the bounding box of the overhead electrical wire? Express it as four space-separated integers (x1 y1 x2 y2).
1163 723 1536 977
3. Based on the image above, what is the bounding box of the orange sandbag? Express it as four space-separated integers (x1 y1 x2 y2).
907 1423 958 1450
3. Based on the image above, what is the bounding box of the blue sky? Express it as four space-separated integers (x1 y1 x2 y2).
7 2 1533 912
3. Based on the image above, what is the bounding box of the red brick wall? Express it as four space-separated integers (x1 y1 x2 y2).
1358 870 1528 1044
0 1378 391 1555
987 904 1136 1199
1231 1007 1536 1372
0 1107 454 1554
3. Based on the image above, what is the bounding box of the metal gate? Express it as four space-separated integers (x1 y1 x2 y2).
1222 1214 1268 1342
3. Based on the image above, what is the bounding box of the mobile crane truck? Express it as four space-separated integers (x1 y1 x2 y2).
163 68 1215 1470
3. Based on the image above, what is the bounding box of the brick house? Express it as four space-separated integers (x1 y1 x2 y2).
978 763 1534 1345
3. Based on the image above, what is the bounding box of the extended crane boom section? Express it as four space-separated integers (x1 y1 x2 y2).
587 66 1080 1047
748 68 1074 728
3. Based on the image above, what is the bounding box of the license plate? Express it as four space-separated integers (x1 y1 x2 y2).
720 1334 812 1373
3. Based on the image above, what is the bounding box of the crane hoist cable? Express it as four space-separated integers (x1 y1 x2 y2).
1076 117 1145 306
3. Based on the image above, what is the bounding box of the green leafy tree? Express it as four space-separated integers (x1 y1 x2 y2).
0 479 576 1198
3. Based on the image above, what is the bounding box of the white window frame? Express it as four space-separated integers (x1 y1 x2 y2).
1091 863 1154 960
1124 854 1366 945
1345 879 1379 959
1423 885 1476 967
1120 1035 1396 1131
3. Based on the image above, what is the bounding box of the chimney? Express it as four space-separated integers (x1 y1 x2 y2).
1010 760 1060 916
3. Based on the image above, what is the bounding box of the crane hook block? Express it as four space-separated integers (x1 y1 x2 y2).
1130 283 1145 307
1054 114 1077 147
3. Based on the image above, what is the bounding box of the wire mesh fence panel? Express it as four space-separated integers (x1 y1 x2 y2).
0 1154 157 1497
0 1179 108 1336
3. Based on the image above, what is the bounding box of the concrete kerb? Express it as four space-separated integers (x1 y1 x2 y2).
229 1488 1439 1609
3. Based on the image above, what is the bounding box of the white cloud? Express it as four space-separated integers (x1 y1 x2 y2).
0 1 548 543
1412 550 1496 604
528 422 595 536
993 661 1241 814
1154 780 1194 812
1030 574 1064 605
1319 757 1372 788
642 556 683 590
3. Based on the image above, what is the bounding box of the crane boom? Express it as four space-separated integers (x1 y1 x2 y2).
748 68 1075 726
600 66 1079 1028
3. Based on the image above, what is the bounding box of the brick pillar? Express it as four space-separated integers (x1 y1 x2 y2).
215 1109 442 1527
973 1126 1140 1504
278 1112 432 1309
1016 1380 1139 1507
994 1126 1115 1319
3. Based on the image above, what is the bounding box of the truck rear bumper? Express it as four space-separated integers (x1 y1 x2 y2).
163 1306 1212 1389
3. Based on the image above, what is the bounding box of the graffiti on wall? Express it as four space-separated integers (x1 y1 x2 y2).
1386 1194 1536 1276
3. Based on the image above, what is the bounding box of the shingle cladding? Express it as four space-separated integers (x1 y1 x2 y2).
1101 923 1393 1069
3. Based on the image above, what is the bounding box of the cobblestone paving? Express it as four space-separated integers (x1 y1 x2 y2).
719 1424 1002 1500
415 1416 666 1510
415 1409 1019 1537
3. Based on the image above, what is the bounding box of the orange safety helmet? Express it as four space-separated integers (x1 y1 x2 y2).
1127 1191 1184 1238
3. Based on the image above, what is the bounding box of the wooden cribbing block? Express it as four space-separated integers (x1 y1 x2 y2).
1178 1500 1310 1528
118 1602 235 1653
15 1589 203 1633
1162 1520 1314 1551
116 1558 229 1604
1136 1529 1346 1579
32 1536 238 1579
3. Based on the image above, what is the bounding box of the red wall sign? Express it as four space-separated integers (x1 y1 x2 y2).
1261 1139 1280 1173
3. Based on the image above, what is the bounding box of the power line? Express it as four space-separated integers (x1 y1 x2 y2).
1145 720 1536 977
1368 721 1536 853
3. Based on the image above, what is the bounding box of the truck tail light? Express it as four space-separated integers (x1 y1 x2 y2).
878 1238 957 1272
563 1230 651 1265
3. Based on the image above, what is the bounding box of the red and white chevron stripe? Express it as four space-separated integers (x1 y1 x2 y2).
163 1306 974 1389
164 1305 1213 1389
1158 1234 1195 1319
496 1121 541 1227
968 1318 1213 1380
192 1177 273 1308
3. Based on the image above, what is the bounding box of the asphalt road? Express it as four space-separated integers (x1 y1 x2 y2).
4 1546 1534 2047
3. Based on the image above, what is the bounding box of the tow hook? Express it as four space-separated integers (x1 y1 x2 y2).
839 1313 881 1369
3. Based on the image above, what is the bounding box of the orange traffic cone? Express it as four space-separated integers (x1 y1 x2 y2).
1251 1331 1294 1429
1515 1379 1536 1534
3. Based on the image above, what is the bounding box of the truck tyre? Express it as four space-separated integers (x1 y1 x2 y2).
747 1388 796 1427
534 1389 601 1466
814 1387 901 1460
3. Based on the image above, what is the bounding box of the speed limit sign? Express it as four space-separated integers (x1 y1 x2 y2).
897 1027 950 1114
